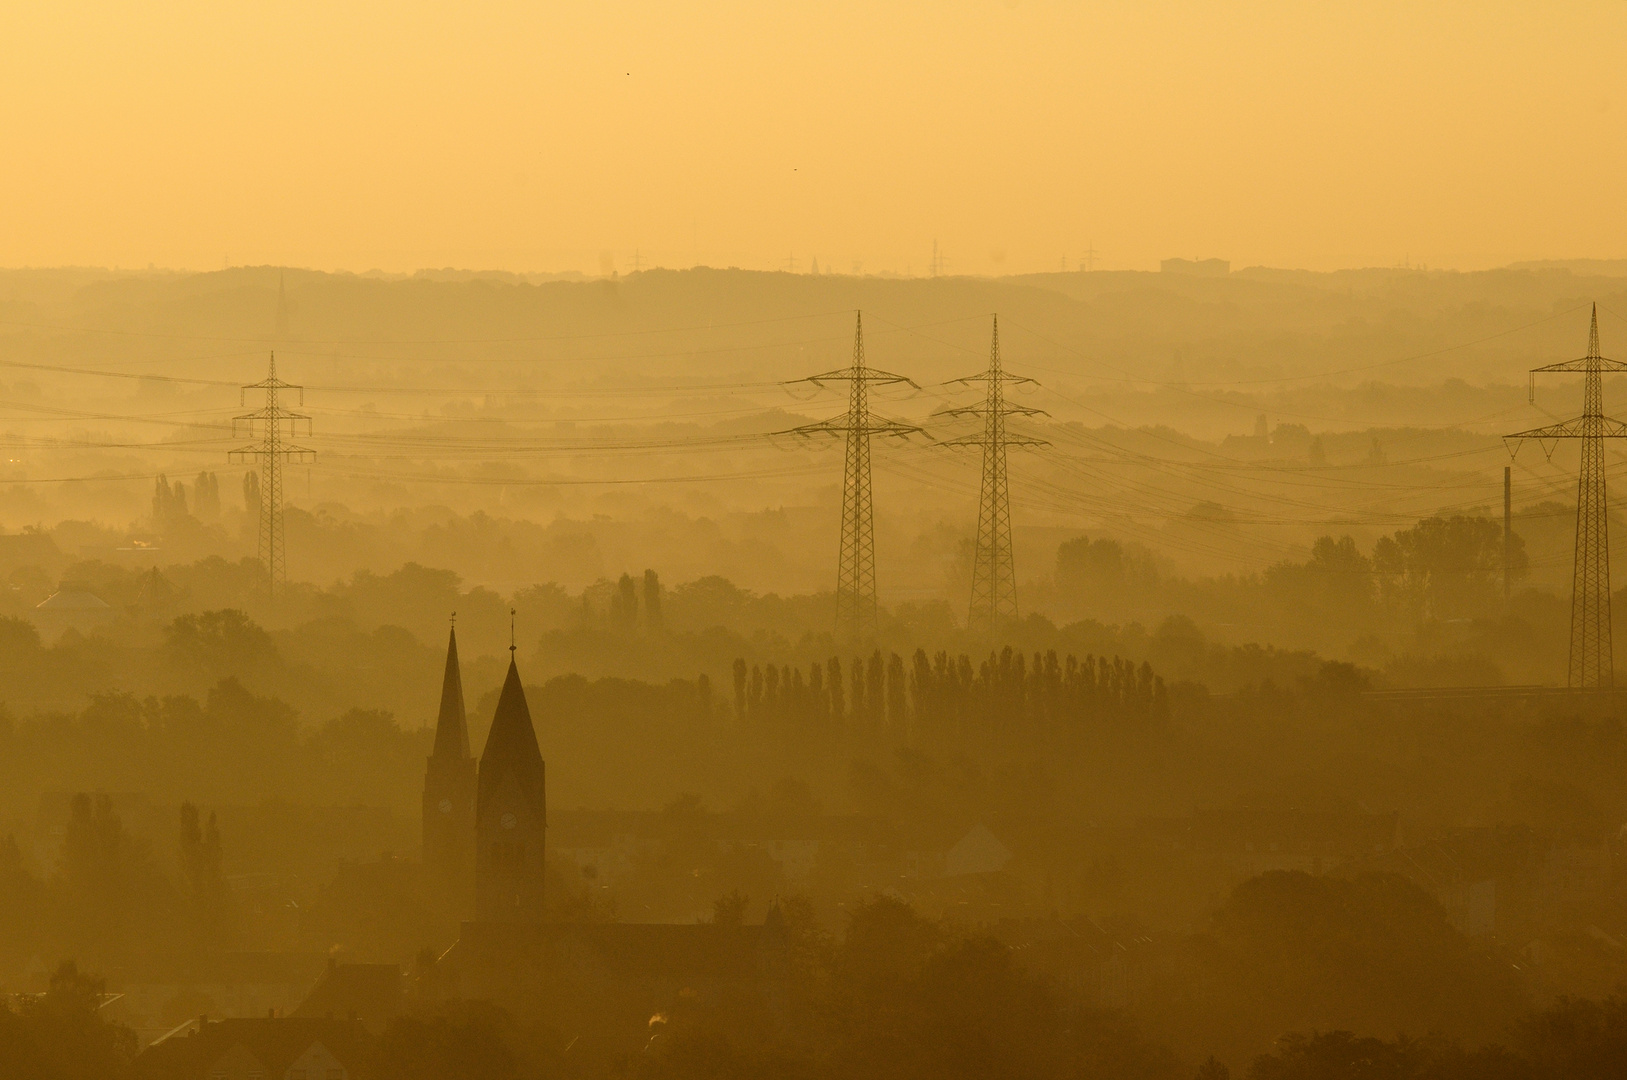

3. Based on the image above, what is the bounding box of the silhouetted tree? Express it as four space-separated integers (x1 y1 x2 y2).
885 652 908 742
0 961 136 1080
151 475 192 533
241 470 260 518
644 569 663 630
711 889 749 927
1373 515 1525 619
178 803 230 951
192 471 221 520
611 572 640 630
1516 991 1627 1079
866 651 884 732
827 657 845 722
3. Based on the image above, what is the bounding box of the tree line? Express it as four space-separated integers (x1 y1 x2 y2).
731 645 1169 738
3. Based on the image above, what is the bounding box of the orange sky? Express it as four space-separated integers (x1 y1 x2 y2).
3 1 1624 275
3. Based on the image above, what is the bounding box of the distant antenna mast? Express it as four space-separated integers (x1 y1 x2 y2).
930 240 947 278
231 352 313 598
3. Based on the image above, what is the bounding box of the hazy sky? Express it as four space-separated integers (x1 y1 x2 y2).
4 2 1624 275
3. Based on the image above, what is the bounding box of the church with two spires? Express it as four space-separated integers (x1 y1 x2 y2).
422 623 547 928
418 623 787 1036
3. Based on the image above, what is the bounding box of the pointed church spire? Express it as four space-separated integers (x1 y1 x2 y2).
478 657 544 817
423 615 477 917
475 651 547 923
431 619 470 760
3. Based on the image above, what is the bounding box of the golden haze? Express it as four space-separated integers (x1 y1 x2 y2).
2 0 1624 273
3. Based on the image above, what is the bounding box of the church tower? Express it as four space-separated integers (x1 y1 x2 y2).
422 624 476 915
475 651 546 923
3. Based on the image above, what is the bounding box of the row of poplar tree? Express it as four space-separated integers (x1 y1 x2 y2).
730 646 1168 735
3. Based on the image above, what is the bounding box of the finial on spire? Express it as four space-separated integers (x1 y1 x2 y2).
450 611 456 628
509 608 516 654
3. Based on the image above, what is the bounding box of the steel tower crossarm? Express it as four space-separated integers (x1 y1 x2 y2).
784 313 923 643
938 316 1049 637
229 352 314 598
1506 305 1627 688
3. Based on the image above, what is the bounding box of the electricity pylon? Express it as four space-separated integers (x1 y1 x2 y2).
1507 305 1627 688
939 315 1048 636
789 313 921 641
231 352 313 598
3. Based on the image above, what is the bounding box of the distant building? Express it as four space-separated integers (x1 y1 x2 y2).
1145 808 1399 876
292 960 404 1034
422 626 476 917
132 1016 368 1080
105 952 327 1048
1160 257 1230 277
33 584 113 639
0 530 60 569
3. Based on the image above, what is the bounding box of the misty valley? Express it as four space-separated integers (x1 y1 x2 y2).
4 266 1627 1079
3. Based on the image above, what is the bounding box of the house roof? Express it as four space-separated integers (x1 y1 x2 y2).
116 951 328 986
36 590 110 611
448 920 784 986
292 961 404 1034
557 922 774 982
133 1017 369 1080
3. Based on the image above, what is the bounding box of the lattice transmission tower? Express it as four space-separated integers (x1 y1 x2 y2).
231 352 313 598
939 316 1048 636
1507 305 1627 688
789 313 921 641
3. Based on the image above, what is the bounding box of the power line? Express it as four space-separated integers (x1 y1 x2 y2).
312 461 829 487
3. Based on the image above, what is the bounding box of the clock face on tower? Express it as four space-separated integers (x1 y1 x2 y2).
438 798 452 814
501 812 517 830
